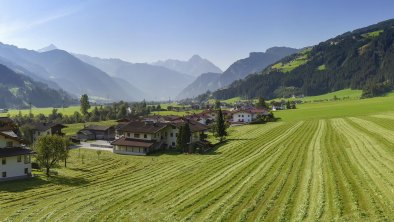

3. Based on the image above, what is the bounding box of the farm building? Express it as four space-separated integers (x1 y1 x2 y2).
77 125 115 141
30 122 67 142
0 119 34 181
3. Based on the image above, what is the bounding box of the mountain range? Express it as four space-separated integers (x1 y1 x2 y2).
0 43 141 102
212 19 394 100
152 55 222 77
0 64 75 108
74 54 195 100
177 47 299 99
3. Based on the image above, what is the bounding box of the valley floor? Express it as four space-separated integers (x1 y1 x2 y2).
1 99 394 221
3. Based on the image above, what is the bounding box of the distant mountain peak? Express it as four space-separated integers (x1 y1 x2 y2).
189 54 202 61
38 44 58 52
152 55 222 77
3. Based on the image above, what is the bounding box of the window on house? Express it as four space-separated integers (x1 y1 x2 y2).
172 142 175 146
172 126 176 129
238 115 240 117
24 168 28 174
2 172 6 178
1 158 6 165
24 155 31 164
144 134 147 138
6 141 12 147
134 134 140 138
176 133 178 137
242 115 244 117
17 155 22 162
170 133 173 137
127 133 131 137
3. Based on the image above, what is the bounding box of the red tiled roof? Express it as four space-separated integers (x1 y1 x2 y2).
111 137 155 148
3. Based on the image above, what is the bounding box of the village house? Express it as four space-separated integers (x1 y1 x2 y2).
232 108 271 123
31 122 67 142
77 125 115 141
0 118 34 181
190 110 232 125
112 118 209 155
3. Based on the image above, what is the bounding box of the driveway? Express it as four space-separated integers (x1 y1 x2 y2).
71 140 114 152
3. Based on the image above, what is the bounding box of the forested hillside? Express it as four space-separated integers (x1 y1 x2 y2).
0 64 75 108
213 19 394 100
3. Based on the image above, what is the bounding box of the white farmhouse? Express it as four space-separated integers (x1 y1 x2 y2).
232 109 270 124
0 129 34 181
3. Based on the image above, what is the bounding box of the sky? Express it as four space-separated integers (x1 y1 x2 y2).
0 0 393 70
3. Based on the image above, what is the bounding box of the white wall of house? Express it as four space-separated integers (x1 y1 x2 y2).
124 132 153 140
0 135 21 147
0 155 32 179
232 112 253 123
113 145 147 156
191 132 201 142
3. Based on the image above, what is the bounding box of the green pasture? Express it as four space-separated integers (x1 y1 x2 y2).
1 91 394 221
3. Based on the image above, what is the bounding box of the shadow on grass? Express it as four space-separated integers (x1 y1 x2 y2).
0 174 89 192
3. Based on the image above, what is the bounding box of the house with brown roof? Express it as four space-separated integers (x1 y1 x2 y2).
31 122 67 142
112 118 209 155
76 125 115 141
0 119 34 181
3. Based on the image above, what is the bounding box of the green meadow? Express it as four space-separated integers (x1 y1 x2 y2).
0 106 87 117
1 94 394 221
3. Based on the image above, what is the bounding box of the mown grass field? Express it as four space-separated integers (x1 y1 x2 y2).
1 96 394 221
0 106 90 117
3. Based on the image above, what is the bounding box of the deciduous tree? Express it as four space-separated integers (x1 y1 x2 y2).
33 135 68 176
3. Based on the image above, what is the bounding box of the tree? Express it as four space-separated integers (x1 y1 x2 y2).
33 135 68 176
215 100 221 109
183 123 191 153
286 101 291 109
176 123 191 153
176 125 184 151
61 139 71 168
215 109 228 142
256 97 268 109
80 94 91 116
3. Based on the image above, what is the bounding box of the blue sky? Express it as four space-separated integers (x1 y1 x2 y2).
0 0 393 70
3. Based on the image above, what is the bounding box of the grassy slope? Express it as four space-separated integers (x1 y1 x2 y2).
0 106 92 117
1 95 394 221
299 89 362 102
275 92 394 122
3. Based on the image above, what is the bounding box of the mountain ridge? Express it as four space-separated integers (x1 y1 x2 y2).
177 46 299 99
212 19 394 100
0 63 75 108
